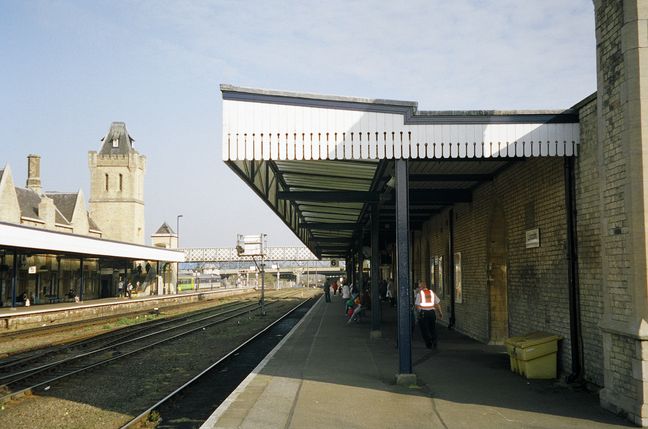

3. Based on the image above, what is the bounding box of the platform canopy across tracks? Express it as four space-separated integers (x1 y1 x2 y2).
220 84 579 378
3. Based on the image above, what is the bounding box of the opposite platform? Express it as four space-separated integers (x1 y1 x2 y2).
203 294 631 429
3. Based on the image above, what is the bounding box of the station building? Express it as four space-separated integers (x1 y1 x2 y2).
0 123 184 307
220 1 648 424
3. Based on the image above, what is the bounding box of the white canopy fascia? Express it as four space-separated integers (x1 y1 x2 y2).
0 222 185 262
221 85 580 162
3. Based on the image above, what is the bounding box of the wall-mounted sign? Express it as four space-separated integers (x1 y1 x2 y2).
526 228 540 249
454 252 462 304
28 266 37 274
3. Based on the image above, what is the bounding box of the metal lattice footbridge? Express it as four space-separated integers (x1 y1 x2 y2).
183 246 323 263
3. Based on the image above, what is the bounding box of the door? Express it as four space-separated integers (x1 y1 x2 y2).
488 205 508 344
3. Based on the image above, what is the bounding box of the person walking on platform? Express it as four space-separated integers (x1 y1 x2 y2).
387 279 396 307
341 281 350 300
415 281 443 348
323 278 331 303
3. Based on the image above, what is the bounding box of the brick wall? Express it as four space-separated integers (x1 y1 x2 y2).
414 157 573 372
574 95 605 386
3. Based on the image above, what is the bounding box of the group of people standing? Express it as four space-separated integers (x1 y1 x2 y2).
322 276 443 349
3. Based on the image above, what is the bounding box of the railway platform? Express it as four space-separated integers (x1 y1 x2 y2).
203 294 631 429
0 287 254 333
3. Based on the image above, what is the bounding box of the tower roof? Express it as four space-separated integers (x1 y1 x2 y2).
98 122 137 155
154 222 176 235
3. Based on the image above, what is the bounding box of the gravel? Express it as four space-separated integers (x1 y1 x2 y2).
0 288 320 429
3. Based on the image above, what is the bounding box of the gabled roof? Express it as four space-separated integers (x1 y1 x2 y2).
15 187 42 219
88 216 100 231
98 122 137 155
154 222 175 235
46 192 78 223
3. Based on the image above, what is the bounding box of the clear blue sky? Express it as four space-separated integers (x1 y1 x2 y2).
0 1 596 248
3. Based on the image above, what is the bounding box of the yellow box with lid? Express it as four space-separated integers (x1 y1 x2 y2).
504 335 526 374
513 332 562 379
505 332 562 378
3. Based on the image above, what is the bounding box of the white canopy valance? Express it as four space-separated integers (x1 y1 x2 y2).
0 222 185 262
221 85 580 162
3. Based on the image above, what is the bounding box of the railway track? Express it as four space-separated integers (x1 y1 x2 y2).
122 296 317 429
0 289 303 404
0 288 257 342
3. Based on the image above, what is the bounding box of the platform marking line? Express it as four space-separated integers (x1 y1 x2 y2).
200 295 323 429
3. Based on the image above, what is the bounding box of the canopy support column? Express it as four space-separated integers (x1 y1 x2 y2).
395 159 415 385
370 203 381 338
79 257 84 302
11 251 17 308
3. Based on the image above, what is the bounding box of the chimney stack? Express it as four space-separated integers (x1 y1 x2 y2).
26 154 42 194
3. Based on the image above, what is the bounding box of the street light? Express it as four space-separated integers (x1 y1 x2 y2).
176 215 183 248
176 214 183 296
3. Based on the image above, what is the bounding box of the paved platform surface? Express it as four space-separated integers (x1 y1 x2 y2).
203 294 632 429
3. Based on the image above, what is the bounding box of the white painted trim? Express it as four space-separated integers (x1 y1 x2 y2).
222 98 579 161
21 216 44 224
0 222 184 262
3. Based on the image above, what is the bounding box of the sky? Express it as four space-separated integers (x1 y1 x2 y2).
0 1 597 248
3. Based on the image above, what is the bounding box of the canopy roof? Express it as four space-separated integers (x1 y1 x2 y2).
221 85 580 258
0 222 185 262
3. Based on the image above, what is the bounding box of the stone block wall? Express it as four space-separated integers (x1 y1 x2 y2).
88 150 146 245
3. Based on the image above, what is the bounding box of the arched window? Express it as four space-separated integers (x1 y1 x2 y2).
105 174 109 191
119 174 123 191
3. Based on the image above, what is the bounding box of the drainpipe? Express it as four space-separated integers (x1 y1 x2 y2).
565 156 583 382
448 209 456 328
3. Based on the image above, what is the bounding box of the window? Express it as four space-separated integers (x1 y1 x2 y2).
105 174 109 191
112 138 119 148
119 174 123 191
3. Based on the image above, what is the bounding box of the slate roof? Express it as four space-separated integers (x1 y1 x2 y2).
88 216 100 231
98 122 137 155
154 222 175 235
15 187 42 219
46 192 78 223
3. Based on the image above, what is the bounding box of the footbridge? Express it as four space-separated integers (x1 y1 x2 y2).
181 246 344 274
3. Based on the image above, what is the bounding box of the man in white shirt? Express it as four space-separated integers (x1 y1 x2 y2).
414 281 443 349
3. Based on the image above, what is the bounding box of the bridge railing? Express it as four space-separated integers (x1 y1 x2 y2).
183 246 323 263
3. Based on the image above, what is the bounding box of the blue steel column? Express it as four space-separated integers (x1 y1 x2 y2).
351 253 356 290
79 257 84 302
371 204 381 333
357 249 364 293
345 258 352 285
11 251 17 308
395 159 412 375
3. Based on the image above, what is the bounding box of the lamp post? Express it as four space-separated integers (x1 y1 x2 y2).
176 214 183 295
176 215 183 248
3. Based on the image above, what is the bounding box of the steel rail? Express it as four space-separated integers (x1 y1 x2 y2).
0 287 256 340
0 290 304 403
120 295 314 429
0 301 261 386
0 288 294 372
0 299 253 372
